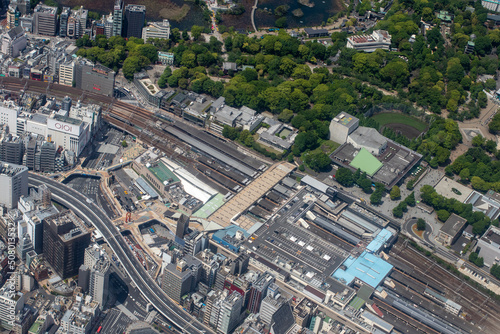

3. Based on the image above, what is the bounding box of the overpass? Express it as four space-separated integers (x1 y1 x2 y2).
28 173 211 334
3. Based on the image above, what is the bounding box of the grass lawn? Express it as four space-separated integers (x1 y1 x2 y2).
412 223 425 238
371 113 428 132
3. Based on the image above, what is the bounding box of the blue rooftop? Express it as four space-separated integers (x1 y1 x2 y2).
366 228 393 254
332 251 393 288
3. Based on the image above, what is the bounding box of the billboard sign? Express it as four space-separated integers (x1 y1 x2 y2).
47 117 81 136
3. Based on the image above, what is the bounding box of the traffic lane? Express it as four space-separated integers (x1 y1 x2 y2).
28 175 210 333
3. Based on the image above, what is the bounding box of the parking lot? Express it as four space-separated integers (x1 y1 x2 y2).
250 192 352 284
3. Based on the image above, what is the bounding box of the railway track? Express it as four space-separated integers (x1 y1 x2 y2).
373 297 437 334
389 241 500 332
0 77 255 190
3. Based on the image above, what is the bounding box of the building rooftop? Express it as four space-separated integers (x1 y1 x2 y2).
332 112 359 129
0 161 27 177
148 161 180 184
349 148 383 176
440 213 467 237
332 251 393 288
304 28 329 34
349 126 387 153
126 4 146 12
34 4 57 14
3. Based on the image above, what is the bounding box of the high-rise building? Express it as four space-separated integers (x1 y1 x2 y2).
104 13 114 38
25 139 37 171
84 244 110 308
62 96 72 112
161 261 193 303
60 7 71 38
75 61 115 97
33 4 58 36
142 19 170 42
217 291 243 334
0 104 19 133
78 265 90 293
260 283 285 325
112 0 124 37
0 161 28 209
6 4 20 30
1 26 27 58
0 134 24 165
124 5 146 39
247 272 274 314
42 210 91 279
59 60 75 87
293 298 318 328
175 213 189 239
0 288 25 331
270 302 295 334
184 230 207 256
10 0 30 16
40 142 55 173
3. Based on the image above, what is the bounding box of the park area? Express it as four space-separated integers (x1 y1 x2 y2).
371 112 428 139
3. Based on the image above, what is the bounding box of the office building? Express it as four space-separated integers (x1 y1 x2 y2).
39 141 55 173
260 283 286 325
78 265 90 293
0 288 25 331
60 7 71 38
162 261 193 303
184 230 207 256
293 298 318 328
217 291 243 334
10 0 30 16
112 0 124 37
62 96 72 112
67 7 88 39
84 245 110 308
175 213 189 239
1 26 27 58
0 161 28 209
13 306 37 334
270 302 295 334
103 13 114 38
142 19 170 41
124 5 146 38
0 106 18 134
247 272 274 314
75 62 115 97
33 4 58 36
59 310 92 334
42 210 91 279
0 134 24 165
6 4 20 30
59 60 75 87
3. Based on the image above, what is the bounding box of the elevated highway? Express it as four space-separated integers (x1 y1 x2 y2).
28 173 211 334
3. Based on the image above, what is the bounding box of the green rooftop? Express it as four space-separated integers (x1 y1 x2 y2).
148 161 180 184
29 320 44 334
349 296 365 310
349 148 383 177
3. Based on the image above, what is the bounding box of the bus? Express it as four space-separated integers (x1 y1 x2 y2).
97 326 102 333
